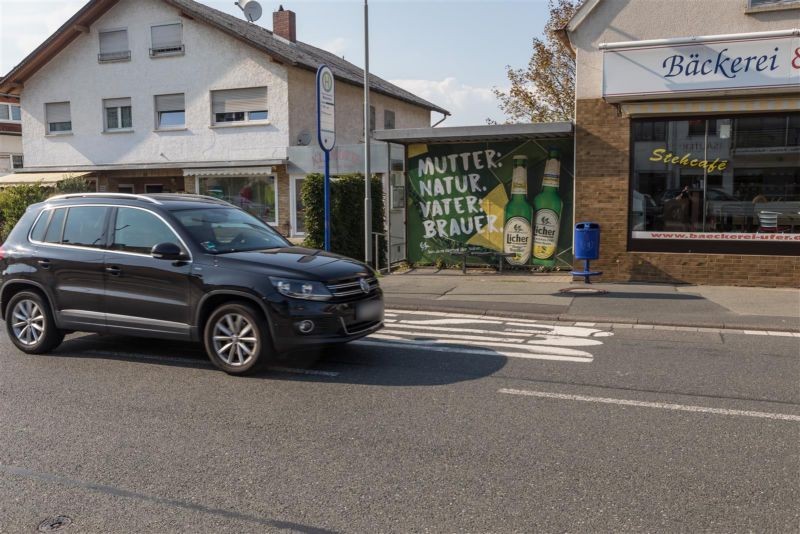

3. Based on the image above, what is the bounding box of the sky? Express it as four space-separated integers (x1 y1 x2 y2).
0 0 552 126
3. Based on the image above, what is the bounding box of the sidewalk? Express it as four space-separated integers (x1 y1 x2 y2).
379 268 800 332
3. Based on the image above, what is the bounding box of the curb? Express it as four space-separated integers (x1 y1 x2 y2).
385 301 800 334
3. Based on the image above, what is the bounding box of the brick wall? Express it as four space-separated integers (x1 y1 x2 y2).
275 165 291 236
574 98 800 288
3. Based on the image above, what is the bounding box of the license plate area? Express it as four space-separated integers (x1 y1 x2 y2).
356 299 383 322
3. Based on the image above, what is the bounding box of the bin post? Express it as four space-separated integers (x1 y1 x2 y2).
571 222 603 284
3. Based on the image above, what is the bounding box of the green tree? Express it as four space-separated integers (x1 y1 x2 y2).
492 0 579 123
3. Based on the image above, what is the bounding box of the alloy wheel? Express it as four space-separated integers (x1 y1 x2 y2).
211 313 258 366
11 299 45 346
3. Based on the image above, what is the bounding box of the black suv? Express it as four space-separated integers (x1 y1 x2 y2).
0 193 383 375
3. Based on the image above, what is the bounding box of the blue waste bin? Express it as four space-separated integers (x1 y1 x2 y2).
572 222 602 283
574 222 600 260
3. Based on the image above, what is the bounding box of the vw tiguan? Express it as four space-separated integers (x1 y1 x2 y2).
0 193 383 375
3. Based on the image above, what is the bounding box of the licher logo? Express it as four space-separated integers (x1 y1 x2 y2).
322 71 333 92
541 216 552 226
513 223 523 233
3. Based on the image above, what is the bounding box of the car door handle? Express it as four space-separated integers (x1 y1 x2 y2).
105 266 122 276
37 259 51 269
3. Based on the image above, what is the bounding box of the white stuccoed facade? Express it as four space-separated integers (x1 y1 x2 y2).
22 0 290 168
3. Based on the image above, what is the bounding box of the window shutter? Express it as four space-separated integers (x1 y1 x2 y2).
155 94 185 112
104 97 131 109
99 29 129 53
212 87 267 114
151 23 182 49
46 102 71 123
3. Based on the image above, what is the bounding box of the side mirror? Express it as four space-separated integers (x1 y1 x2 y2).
151 242 184 261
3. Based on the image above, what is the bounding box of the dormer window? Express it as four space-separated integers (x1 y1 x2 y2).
150 23 184 57
98 29 130 62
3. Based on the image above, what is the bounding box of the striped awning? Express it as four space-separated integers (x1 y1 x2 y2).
0 171 91 186
183 166 274 177
621 97 800 117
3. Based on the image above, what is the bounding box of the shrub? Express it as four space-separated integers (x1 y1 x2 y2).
56 175 93 194
0 184 52 241
301 173 386 266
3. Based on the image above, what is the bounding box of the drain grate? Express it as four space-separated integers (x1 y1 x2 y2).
559 287 608 295
37 516 72 532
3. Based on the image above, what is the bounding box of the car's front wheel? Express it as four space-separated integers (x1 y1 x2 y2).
5 291 64 354
203 302 271 375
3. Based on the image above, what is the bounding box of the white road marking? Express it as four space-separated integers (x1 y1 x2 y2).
385 322 532 337
380 329 525 344
371 333 596 358
498 388 800 422
354 340 593 362
400 318 504 326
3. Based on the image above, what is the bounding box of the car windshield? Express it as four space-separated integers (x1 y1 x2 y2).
172 207 289 254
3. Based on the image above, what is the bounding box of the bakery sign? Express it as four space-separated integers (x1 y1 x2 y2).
602 31 800 100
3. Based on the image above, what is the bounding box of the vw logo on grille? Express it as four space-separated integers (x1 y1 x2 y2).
359 278 370 293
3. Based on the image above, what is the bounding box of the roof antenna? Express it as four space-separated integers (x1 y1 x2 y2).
234 0 263 22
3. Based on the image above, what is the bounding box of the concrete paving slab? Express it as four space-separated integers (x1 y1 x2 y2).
678 285 800 318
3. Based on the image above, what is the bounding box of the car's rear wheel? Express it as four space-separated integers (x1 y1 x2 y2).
203 302 271 375
5 291 64 354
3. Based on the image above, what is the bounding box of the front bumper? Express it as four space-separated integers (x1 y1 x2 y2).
266 291 384 353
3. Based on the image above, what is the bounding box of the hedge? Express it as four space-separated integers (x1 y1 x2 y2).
301 173 386 266
0 177 94 242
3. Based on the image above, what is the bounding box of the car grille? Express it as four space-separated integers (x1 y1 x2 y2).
326 277 379 298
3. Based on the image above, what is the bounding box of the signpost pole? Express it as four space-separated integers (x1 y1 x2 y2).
316 65 336 252
363 0 372 265
323 149 331 251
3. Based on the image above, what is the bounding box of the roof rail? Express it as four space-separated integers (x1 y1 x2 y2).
147 193 235 207
48 192 162 204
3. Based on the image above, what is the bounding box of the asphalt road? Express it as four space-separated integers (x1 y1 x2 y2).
0 310 798 533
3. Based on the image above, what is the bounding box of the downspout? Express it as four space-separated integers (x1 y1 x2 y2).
432 111 449 128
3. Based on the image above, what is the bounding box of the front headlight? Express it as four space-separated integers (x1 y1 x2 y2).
269 277 332 301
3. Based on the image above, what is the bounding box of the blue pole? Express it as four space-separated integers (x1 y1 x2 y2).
323 149 331 251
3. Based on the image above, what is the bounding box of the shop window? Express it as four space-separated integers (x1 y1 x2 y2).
199 175 277 225
630 112 800 253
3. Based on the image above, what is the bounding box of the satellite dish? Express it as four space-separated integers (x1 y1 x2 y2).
236 0 262 22
297 131 312 146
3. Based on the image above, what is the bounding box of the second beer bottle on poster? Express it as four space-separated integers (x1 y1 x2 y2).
532 148 564 267
503 155 533 266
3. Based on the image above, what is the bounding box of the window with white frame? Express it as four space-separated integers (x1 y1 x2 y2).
150 23 184 57
0 103 21 122
211 87 268 124
104 98 132 131
45 102 72 133
11 155 23 169
98 29 130 62
155 93 185 129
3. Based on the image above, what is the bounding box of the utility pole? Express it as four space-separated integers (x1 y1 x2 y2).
363 0 372 265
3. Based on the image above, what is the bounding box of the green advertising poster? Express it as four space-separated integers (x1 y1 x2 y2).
406 138 574 267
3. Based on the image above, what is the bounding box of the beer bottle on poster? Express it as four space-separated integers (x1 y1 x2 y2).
533 148 564 266
503 155 533 266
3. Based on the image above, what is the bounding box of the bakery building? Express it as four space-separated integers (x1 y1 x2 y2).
563 0 799 286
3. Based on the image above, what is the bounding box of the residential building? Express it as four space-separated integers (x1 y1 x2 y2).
0 0 447 236
0 94 22 173
564 0 799 287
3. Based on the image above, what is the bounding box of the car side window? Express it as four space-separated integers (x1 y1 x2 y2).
43 208 67 244
112 208 179 255
30 210 51 242
62 207 109 248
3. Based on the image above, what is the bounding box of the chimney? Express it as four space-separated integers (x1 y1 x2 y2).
273 5 296 43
